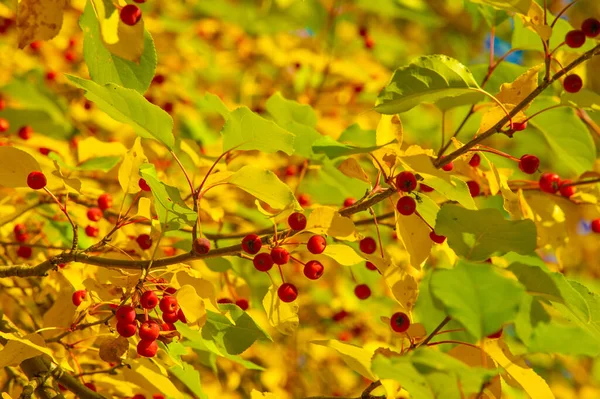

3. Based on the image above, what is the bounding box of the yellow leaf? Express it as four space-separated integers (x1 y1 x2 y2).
481 154 522 218
90 0 145 62
16 0 67 48
118 137 148 194
134 197 152 220
496 64 543 107
338 157 370 183
399 148 452 183
0 333 56 367
175 285 207 326
98 336 129 363
477 105 527 134
77 137 127 163
123 358 184 399
311 339 376 381
395 210 432 270
0 147 42 188
175 271 219 311
521 2 552 41
376 114 403 147
251 390 281 399
2 393 14 399
323 244 364 266
262 285 299 335
383 264 419 310
449 344 502 399
306 206 356 239
486 339 554 399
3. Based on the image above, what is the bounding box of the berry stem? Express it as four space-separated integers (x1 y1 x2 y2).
523 104 569 123
551 0 582 28
419 315 451 347
468 146 519 162
426 340 481 350
290 256 306 266
562 177 600 187
369 207 385 259
43 188 78 252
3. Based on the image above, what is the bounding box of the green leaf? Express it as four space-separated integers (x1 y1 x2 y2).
221 106 295 155
372 348 496 399
80 1 157 93
430 261 525 338
76 156 121 172
528 98 595 175
227 165 301 212
562 89 600 111
265 92 317 127
467 0 531 14
169 363 208 399
66 75 175 149
435 204 537 261
311 340 376 380
421 176 477 210
139 163 196 231
375 55 484 114
312 135 389 159
202 306 271 355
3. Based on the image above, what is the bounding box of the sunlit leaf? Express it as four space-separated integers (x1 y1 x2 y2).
262 285 299 336
0 147 42 188
312 340 376 380
16 0 67 48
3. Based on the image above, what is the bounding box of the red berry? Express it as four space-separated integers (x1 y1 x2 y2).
582 18 600 38
136 234 152 250
278 283 298 303
159 296 178 313
39 147 51 156
242 234 262 254
0 98 5 111
359 237 376 254
591 219 600 233
564 74 583 93
14 224 27 236
137 339 158 357
18 125 33 140
354 284 371 300
116 305 136 323
84 382 97 392
192 237 211 254
160 322 176 331
15 233 28 242
46 71 57 81
83 101 92 110
120 4 142 26
343 198 356 207
565 30 586 48
85 225 99 237
390 312 410 333
307 235 326 254
487 328 503 339
139 178 151 192
98 193 113 210
395 171 417 192
64 50 76 62
235 298 249 310
27 171 47 190
512 121 527 131
153 395 165 399
29 41 41 51
440 156 453 171
420 183 434 193
396 196 416 216
429 231 446 244
139 321 160 341
364 36 374 49
140 290 159 309
177 308 187 323
162 311 179 323
117 321 137 337
72 290 86 306
271 247 290 265
539 173 561 194
519 154 540 174
304 260 324 280
288 212 307 230
132 395 145 399
0 118 8 132
164 287 177 295
217 298 233 304
298 193 311 207
358 26 368 37
469 153 481 167
87 207 103 222
253 252 274 272
285 165 297 176
152 74 165 85
17 245 32 259
162 102 174 114
467 181 480 197
559 180 576 198
366 261 377 271
332 310 349 322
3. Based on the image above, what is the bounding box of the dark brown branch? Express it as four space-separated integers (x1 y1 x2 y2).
419 316 452 347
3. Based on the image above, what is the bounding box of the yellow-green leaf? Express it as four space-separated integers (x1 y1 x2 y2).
323 244 364 266
175 285 207 326
118 137 148 194
306 207 356 239
262 285 299 336
0 333 57 367
311 340 376 380
0 147 42 188
376 114 403 147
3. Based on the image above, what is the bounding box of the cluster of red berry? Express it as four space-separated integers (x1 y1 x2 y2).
563 18 599 93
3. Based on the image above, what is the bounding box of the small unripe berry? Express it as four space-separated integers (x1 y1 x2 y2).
354 284 371 300
304 260 324 280
253 252 274 272
539 173 561 194
87 207 103 222
72 290 86 306
271 247 290 265
278 283 298 303
359 237 376 254
307 235 326 254
120 4 142 26
137 339 158 357
242 234 262 254
117 321 137 337
140 290 159 309
27 171 47 190
136 234 152 250
192 237 211 254
519 155 540 174
288 212 307 230
563 74 583 93
565 30 586 48
395 171 417 192
390 312 410 333
396 196 416 216
116 305 136 323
